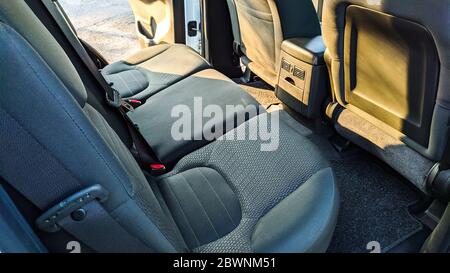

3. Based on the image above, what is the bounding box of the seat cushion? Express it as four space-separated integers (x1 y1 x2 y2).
158 112 339 252
127 69 264 165
101 44 210 99
159 167 242 249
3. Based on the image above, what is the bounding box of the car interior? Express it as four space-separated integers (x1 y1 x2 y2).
0 0 449 253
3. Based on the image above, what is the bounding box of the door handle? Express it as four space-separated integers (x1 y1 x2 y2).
187 21 199 37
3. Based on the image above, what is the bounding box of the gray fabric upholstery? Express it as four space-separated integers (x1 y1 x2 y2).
127 69 264 165
252 168 338 253
0 21 185 252
159 167 241 249
102 44 210 100
166 113 339 252
228 0 321 86
1 1 339 253
0 0 87 106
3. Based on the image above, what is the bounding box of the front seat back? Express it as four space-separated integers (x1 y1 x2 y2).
0 0 186 252
227 0 321 86
322 0 450 192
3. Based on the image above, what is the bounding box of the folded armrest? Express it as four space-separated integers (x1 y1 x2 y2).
281 36 326 65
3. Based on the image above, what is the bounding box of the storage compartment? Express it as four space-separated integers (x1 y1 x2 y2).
275 36 329 118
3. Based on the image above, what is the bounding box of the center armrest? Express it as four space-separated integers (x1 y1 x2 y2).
281 36 326 65
276 35 329 119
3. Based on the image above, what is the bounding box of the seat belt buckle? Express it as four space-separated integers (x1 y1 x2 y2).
128 99 142 108
120 100 135 112
233 41 241 55
123 99 143 111
106 88 135 112
150 163 167 176
36 185 109 233
106 87 123 108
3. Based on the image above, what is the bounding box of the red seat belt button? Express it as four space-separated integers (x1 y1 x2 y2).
150 163 166 170
150 163 166 175
129 99 142 106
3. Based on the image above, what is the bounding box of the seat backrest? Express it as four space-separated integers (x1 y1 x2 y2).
323 0 450 162
0 1 185 252
228 0 321 86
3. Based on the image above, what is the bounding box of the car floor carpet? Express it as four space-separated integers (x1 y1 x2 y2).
327 155 423 253
234 79 281 109
278 110 424 253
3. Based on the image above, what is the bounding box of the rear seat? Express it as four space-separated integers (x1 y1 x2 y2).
101 43 210 100
101 39 264 165
103 45 263 164
127 68 263 164
0 1 339 253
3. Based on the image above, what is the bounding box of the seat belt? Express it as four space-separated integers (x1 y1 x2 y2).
226 0 243 57
316 0 324 22
41 0 121 107
39 0 165 172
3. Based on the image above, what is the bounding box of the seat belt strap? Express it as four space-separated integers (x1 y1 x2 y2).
39 0 164 170
226 0 243 56
41 0 118 104
317 0 324 22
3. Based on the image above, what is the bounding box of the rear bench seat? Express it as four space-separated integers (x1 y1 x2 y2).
102 44 264 165
0 1 339 253
127 68 264 164
101 43 210 100
103 45 264 164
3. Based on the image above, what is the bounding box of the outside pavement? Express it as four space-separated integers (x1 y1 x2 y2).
59 0 140 62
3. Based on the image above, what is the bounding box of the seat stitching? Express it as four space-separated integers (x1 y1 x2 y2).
128 70 145 91
87 106 139 195
3 25 183 250
166 181 201 247
117 72 133 94
197 169 237 226
182 175 220 238
0 108 82 193
6 27 130 195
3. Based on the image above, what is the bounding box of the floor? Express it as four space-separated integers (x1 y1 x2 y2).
234 79 282 110
237 81 281 108
59 0 139 63
243 80 425 253
327 155 423 252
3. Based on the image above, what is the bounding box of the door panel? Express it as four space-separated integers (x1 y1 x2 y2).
128 0 176 48
184 0 202 53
